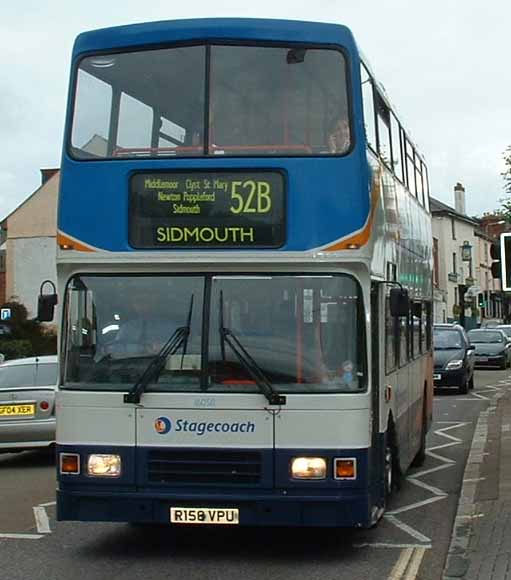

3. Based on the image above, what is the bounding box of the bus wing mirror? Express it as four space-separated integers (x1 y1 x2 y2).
389 287 409 317
38 280 58 322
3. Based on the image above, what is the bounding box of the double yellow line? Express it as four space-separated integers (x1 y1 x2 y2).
388 547 427 579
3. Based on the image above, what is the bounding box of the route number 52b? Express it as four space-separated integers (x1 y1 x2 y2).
230 180 272 214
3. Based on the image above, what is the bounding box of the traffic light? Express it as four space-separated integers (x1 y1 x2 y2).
490 241 501 279
501 233 511 291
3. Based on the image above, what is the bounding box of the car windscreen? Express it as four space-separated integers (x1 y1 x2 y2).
498 327 511 337
467 331 504 344
433 329 463 349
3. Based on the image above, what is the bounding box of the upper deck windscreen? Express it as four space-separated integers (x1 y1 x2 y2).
70 44 350 159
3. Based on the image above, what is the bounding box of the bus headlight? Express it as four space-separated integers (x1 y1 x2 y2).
290 457 327 479
87 454 122 477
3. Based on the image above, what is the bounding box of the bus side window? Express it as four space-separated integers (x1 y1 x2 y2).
413 302 421 357
390 114 404 182
399 313 409 367
361 64 377 152
425 302 433 350
375 92 391 167
385 296 398 374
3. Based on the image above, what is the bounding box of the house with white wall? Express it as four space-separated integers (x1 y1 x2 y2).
432 183 502 325
1 169 58 320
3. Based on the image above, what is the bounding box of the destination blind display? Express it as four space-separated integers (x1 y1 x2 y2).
129 171 286 249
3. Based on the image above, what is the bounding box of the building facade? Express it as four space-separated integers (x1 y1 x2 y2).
432 184 503 327
1 169 59 319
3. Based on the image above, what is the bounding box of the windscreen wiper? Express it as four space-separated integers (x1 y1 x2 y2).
219 291 286 406
124 295 194 404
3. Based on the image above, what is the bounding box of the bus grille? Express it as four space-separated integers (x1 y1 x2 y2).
147 449 262 485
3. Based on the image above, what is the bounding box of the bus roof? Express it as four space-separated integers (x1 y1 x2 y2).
73 18 358 56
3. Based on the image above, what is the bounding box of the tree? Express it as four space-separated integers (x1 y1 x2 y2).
499 146 511 221
503 146 511 194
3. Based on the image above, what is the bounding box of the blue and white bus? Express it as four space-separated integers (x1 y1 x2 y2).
49 18 433 528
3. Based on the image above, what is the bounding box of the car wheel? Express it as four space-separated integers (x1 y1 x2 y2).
501 359 507 370
459 379 469 395
468 375 475 390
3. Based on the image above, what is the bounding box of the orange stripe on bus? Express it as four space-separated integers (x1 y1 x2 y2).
57 233 95 252
323 172 381 252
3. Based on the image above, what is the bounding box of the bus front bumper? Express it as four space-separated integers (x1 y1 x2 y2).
56 488 374 528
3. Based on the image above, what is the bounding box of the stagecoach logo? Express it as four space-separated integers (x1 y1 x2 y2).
154 416 172 434
153 416 256 437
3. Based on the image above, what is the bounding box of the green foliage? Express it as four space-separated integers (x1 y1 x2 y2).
0 299 57 359
500 146 511 222
0 340 33 360
504 145 511 195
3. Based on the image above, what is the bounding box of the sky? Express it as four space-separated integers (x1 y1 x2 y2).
1 0 510 219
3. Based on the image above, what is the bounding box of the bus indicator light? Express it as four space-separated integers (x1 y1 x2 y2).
334 458 357 480
60 453 80 475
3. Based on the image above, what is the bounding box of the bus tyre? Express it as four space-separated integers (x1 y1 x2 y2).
411 404 427 468
384 428 401 500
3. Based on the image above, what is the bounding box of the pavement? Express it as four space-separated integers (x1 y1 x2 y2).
444 384 511 579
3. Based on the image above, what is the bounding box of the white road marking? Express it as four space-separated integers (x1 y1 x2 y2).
354 543 432 550
0 533 44 540
471 392 490 401
386 495 446 516
33 506 51 534
38 501 56 508
406 477 447 497
384 515 431 543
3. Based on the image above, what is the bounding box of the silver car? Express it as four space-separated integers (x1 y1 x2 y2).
0 356 58 452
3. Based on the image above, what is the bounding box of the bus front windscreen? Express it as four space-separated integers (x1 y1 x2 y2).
70 44 350 159
63 274 365 394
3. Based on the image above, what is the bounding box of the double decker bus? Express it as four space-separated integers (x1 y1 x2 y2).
48 18 433 528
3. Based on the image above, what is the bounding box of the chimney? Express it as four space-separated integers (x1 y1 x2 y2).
40 168 59 185
454 182 466 215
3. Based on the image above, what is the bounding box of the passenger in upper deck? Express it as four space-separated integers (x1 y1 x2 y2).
327 117 351 154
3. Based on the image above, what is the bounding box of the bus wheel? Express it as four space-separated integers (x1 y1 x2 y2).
385 425 402 498
411 402 427 468
384 445 394 497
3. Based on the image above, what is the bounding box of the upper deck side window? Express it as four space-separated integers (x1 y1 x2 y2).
360 61 430 212
70 44 351 159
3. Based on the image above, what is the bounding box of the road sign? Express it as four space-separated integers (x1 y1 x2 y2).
0 308 11 321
